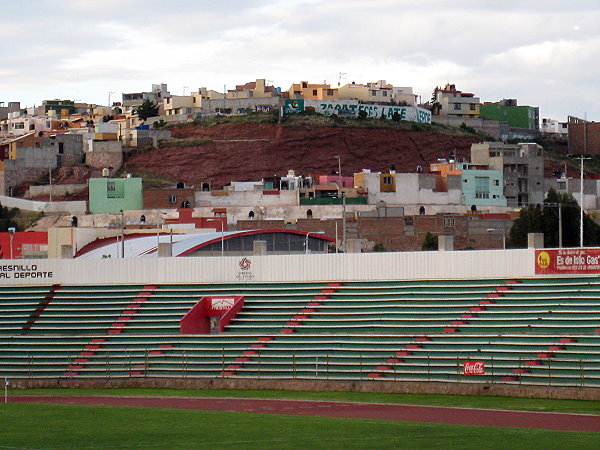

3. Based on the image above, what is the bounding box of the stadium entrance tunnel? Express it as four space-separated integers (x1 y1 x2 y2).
180 296 244 334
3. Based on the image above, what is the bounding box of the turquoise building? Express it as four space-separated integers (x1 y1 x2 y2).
458 163 507 207
89 177 143 214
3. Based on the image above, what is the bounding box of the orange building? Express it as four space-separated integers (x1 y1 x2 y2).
429 161 462 191
287 81 338 100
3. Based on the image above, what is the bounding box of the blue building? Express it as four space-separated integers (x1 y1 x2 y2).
458 163 507 207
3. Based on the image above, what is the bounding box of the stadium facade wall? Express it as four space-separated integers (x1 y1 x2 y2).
0 249 535 286
10 378 600 401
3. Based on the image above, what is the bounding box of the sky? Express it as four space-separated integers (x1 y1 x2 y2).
1 0 599 121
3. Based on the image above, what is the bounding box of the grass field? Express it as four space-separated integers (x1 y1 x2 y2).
1 402 599 449
12 387 600 415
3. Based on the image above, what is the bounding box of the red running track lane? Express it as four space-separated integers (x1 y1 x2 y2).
9 395 600 432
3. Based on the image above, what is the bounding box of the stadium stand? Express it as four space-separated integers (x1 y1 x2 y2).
2 277 600 387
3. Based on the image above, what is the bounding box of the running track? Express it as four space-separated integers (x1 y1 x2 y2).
9 395 600 432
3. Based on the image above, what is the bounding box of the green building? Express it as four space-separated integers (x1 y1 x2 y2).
479 99 539 131
42 99 77 116
89 177 143 214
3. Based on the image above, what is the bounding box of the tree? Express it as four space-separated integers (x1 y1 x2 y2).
137 99 159 121
373 243 386 252
0 203 19 232
152 119 167 129
421 232 438 251
508 189 600 248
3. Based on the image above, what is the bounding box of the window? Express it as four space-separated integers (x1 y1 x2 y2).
107 182 116 192
58 142 64 154
443 218 455 228
453 103 462 110
302 82 308 88
168 194 177 204
469 104 476 111
475 176 489 199
312 89 318 96
404 217 413 226
327 89 334 96
371 90 377 96
382 91 388 97
383 176 394 184
493 179 499 186
14 123 24 129
557 181 566 190
29 124 35 131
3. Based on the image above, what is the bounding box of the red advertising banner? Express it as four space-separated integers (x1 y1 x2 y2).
535 249 600 274
463 361 485 375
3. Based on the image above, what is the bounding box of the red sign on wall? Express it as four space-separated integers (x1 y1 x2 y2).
535 249 600 274
463 361 485 375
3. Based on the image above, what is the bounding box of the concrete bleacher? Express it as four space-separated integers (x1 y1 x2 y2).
1 277 600 386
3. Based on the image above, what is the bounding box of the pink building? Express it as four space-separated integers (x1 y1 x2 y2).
317 175 354 188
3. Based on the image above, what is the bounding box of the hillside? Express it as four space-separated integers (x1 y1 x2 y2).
124 120 484 189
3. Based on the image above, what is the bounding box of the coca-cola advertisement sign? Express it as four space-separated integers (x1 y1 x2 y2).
463 361 485 375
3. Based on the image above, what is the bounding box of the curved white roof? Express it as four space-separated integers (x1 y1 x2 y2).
76 231 243 259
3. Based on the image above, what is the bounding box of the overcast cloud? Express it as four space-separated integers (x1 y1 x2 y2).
1 0 599 120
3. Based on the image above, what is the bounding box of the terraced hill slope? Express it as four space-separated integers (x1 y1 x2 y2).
124 121 483 189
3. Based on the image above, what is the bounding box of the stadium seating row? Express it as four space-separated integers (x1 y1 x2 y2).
1 276 600 386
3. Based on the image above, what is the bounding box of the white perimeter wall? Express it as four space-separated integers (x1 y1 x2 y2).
0 249 537 286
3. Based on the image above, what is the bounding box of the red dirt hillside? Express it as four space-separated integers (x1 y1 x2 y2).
124 123 483 189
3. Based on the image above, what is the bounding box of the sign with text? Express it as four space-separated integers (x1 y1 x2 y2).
535 249 600 274
285 99 432 124
210 297 235 312
0 264 53 280
463 361 485 375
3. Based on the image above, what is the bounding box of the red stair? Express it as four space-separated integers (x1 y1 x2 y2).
22 284 61 334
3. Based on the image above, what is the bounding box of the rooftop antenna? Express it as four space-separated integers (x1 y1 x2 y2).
338 72 347 87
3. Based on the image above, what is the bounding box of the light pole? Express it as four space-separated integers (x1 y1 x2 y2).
48 167 53 203
334 155 342 188
8 227 15 259
574 155 591 247
108 91 116 109
120 210 125 258
543 202 563 248
207 219 224 256
305 231 325 254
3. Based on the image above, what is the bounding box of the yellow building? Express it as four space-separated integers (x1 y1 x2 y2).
338 80 393 104
354 170 396 192
287 81 338 100
226 79 279 100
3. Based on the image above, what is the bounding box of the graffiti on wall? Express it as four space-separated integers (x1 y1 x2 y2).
284 99 431 124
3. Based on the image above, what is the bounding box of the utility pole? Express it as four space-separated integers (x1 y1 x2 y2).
580 156 586 247
558 205 563 248
342 191 346 253
48 167 52 203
